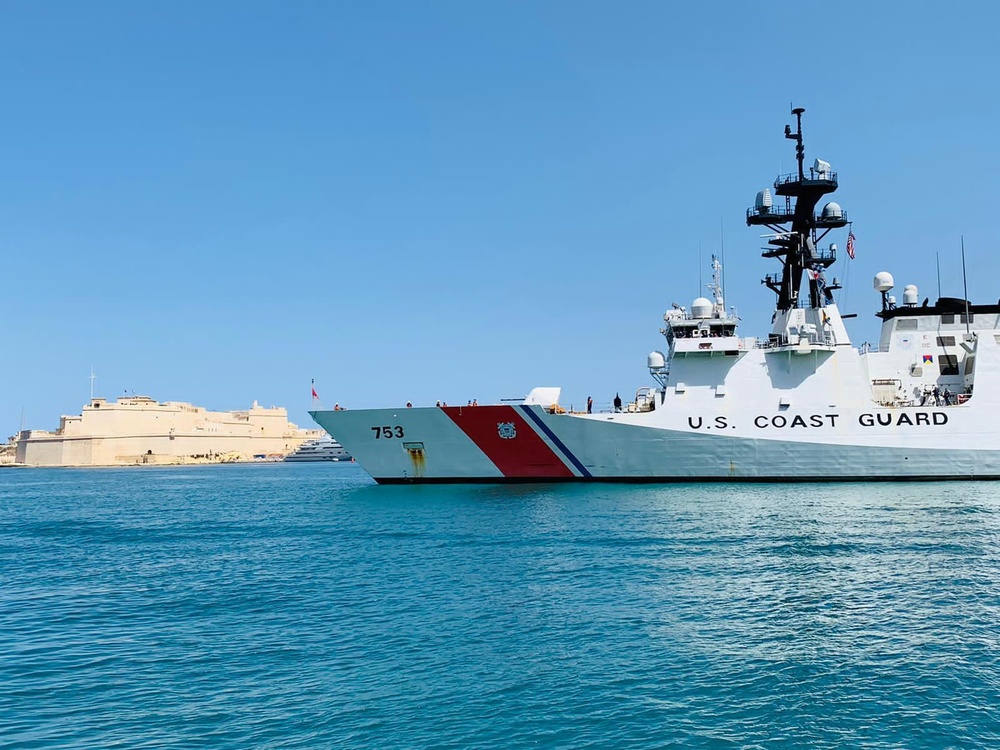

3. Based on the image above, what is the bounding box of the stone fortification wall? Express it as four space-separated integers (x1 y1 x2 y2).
16 396 322 467
0 441 18 465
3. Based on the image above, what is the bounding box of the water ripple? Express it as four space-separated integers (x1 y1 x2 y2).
2 467 1000 748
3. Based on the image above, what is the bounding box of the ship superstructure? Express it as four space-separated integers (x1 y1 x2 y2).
312 109 1000 483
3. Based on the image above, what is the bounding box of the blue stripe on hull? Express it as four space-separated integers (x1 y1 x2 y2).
519 405 593 478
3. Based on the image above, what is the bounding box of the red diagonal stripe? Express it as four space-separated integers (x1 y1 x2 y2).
442 405 574 478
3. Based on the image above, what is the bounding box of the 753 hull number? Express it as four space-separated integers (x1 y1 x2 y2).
372 425 405 438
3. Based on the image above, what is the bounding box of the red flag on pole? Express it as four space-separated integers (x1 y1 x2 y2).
311 387 319 399
847 230 856 259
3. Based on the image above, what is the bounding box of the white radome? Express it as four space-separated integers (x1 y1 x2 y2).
691 297 713 319
873 271 895 293
822 202 843 219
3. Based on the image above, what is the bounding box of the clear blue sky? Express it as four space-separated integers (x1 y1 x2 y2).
3 1 999 434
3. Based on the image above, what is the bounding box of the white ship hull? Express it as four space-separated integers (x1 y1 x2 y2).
311 413 1000 485
311 328 1000 483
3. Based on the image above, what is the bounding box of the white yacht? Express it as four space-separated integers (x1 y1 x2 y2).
283 437 352 462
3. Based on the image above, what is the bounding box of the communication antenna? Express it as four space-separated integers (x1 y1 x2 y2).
936 252 942 300
90 367 96 401
961 236 970 335
785 105 806 181
720 217 726 310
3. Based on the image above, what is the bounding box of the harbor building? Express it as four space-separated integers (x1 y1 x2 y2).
16 396 323 466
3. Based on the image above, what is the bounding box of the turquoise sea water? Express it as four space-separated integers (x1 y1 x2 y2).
2 464 999 749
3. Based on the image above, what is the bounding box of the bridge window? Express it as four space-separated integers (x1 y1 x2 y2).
896 319 918 330
961 312 975 323
942 314 955 324
940 354 959 375
937 336 956 347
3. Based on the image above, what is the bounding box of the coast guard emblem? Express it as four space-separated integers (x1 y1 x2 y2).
497 422 517 440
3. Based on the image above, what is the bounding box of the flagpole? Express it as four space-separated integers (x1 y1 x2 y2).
311 378 321 411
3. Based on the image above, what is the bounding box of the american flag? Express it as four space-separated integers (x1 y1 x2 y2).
847 230 856 259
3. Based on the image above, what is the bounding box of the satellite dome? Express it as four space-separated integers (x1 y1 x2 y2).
821 202 843 219
873 271 895 293
691 297 713 319
647 351 666 369
903 284 919 306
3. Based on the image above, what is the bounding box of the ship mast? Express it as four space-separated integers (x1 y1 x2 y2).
707 254 725 317
746 107 848 311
